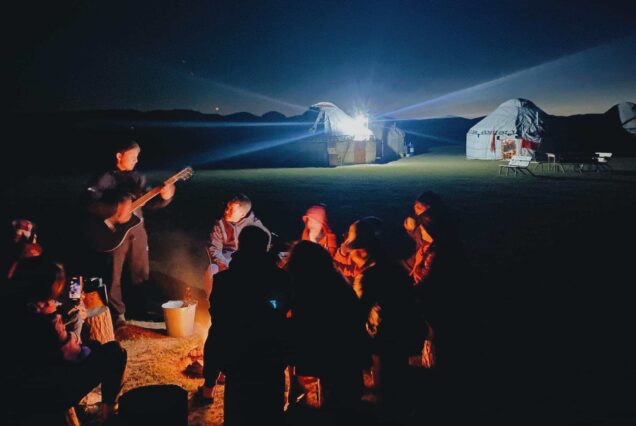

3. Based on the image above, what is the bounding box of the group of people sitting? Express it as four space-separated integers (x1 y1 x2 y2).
1 157 456 425
196 190 456 424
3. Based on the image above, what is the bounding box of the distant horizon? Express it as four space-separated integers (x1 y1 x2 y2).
15 98 634 121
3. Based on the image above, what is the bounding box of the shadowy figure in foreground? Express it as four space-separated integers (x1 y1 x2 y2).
200 226 291 426
286 241 369 421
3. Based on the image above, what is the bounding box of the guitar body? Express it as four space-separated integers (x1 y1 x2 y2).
84 214 143 253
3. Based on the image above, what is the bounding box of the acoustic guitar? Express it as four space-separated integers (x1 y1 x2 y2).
85 167 193 252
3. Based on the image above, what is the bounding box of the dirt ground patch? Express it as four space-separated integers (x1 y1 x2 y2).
80 320 227 425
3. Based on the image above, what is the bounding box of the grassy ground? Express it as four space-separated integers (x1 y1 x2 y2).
5 145 636 424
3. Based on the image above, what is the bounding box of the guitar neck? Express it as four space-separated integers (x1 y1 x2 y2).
128 167 192 211
131 186 163 211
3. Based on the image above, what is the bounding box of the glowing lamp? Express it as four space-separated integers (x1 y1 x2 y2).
354 114 369 128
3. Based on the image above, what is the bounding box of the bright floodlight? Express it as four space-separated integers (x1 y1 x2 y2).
310 102 373 141
354 113 369 128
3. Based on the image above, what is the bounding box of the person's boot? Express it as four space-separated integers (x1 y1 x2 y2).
113 313 127 328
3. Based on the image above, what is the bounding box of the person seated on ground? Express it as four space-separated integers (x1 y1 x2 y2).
204 193 271 297
11 256 89 342
403 191 467 374
199 226 291 426
402 191 443 284
277 204 338 269
286 241 368 416
403 212 438 286
2 257 127 424
2 218 43 282
333 216 383 284
301 204 337 256
346 220 425 414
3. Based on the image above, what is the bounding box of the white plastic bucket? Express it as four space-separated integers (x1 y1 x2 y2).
161 300 197 337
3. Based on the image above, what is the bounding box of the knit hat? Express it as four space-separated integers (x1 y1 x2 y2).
302 205 328 228
12 218 34 233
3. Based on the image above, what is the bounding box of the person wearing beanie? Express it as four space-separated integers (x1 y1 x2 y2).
83 140 176 328
301 204 337 256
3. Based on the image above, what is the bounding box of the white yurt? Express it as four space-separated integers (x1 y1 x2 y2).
466 98 547 160
309 102 376 165
369 121 406 161
618 101 636 136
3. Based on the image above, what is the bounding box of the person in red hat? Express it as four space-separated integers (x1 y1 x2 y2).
301 204 337 257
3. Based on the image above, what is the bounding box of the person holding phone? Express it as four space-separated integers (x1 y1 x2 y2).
3 257 127 423
64 276 87 341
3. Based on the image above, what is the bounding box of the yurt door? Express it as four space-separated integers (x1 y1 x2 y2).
354 141 366 164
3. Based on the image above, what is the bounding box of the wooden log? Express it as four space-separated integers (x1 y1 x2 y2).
85 306 115 343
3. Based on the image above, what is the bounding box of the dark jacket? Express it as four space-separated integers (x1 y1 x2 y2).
85 169 171 219
290 269 369 376
353 255 423 355
207 250 291 374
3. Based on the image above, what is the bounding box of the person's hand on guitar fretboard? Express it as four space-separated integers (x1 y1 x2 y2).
160 183 176 200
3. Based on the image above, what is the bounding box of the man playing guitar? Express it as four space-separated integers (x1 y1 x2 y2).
84 140 175 328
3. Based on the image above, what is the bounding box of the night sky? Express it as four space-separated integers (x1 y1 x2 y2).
11 0 636 118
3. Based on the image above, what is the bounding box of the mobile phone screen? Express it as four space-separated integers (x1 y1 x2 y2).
69 277 82 300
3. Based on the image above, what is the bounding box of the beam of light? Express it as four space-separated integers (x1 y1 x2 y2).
370 116 461 124
378 65 547 118
209 81 308 113
155 65 307 113
182 129 324 166
377 36 636 119
402 129 460 145
98 120 315 129
170 68 308 114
